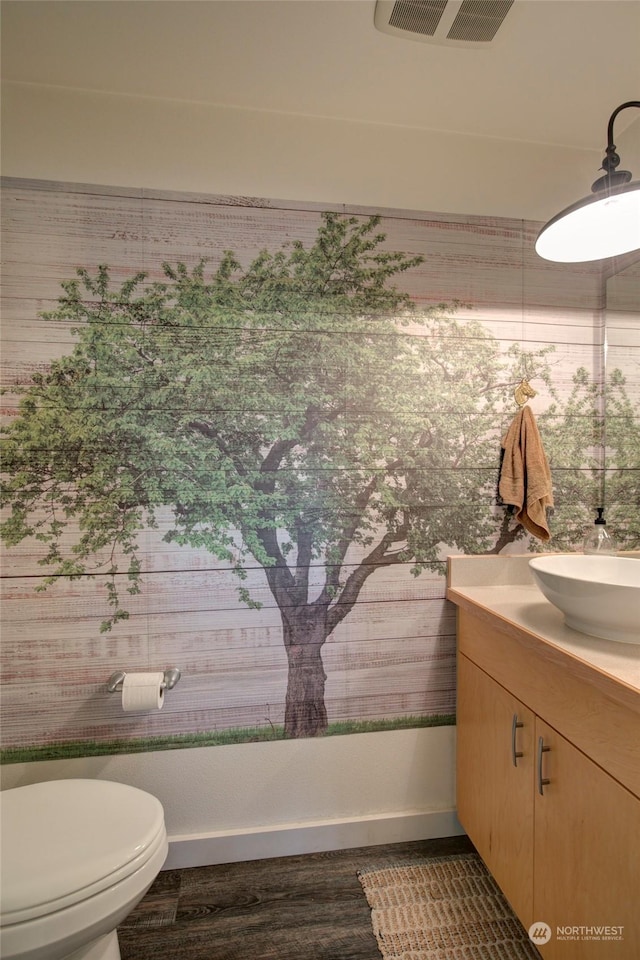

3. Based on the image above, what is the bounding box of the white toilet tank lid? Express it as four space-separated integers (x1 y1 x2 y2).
0 779 166 923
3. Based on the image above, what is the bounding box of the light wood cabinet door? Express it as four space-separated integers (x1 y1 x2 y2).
456 652 535 926
533 718 640 959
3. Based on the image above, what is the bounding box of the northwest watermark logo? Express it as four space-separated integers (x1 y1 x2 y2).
529 921 624 945
556 925 624 942
528 922 552 945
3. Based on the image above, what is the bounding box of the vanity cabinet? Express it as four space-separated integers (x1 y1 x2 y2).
533 717 639 957
457 651 534 926
456 608 640 959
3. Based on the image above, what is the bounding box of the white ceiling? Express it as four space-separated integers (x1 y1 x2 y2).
2 0 639 151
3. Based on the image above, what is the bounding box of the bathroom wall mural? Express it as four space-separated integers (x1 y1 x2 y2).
1 179 638 761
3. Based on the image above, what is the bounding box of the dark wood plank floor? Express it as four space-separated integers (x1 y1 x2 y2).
118 834 475 960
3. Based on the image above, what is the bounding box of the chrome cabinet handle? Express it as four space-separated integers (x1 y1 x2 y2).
511 714 524 766
537 736 551 794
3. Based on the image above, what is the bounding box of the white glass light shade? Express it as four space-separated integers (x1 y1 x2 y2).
535 181 640 263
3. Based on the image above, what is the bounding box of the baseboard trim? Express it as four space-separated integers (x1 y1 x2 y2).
164 808 463 869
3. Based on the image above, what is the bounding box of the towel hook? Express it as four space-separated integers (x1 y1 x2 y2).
514 378 537 408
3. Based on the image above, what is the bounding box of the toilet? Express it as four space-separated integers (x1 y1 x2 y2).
0 779 168 960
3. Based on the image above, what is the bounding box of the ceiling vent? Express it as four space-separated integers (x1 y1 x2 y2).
374 0 516 47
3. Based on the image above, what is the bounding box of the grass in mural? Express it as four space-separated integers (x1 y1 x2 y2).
0 714 455 765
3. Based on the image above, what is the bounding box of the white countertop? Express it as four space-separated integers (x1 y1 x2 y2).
447 555 640 696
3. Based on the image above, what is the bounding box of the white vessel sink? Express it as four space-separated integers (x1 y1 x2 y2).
529 555 640 644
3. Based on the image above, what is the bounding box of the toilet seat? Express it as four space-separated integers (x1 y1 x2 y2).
0 779 166 926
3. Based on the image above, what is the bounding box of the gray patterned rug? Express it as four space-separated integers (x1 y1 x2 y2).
358 852 540 959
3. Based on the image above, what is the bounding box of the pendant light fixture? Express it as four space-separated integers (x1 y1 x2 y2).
535 100 640 263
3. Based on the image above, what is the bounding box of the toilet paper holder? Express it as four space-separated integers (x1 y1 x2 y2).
107 668 181 693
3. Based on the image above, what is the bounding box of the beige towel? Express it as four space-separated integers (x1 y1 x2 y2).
499 406 554 541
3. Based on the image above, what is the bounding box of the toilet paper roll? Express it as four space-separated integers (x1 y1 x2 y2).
121 672 165 712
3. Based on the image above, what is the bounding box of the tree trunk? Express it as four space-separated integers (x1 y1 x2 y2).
492 507 527 554
282 613 329 738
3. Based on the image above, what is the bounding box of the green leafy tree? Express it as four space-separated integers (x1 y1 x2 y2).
536 367 602 551
539 367 640 550
1 213 559 737
604 369 640 547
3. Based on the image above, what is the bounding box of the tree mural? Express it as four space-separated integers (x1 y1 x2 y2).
605 369 640 545
540 366 640 551
1 212 619 739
